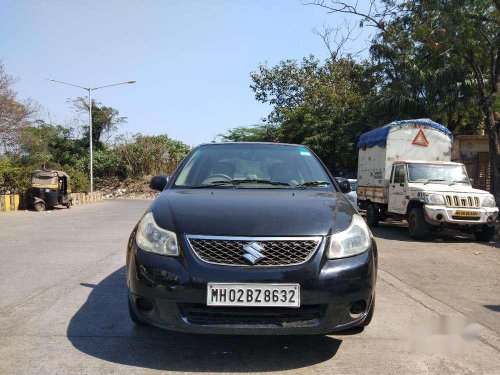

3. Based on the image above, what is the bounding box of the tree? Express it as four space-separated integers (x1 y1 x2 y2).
217 124 280 142
73 98 127 149
310 0 500 199
232 55 378 173
410 0 500 199
0 62 37 152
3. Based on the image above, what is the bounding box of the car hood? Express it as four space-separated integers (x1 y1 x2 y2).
150 189 355 237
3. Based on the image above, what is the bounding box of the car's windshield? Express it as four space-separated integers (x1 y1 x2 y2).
407 163 470 184
174 143 333 189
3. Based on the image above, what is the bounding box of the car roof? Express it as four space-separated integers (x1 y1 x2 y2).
198 142 305 147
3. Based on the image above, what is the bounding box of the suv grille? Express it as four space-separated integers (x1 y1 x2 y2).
186 236 321 267
444 195 480 208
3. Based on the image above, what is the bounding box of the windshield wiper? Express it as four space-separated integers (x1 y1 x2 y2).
192 179 291 188
296 180 331 188
423 179 445 185
189 181 236 188
449 180 469 186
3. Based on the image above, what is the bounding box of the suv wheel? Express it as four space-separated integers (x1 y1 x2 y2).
408 207 430 240
474 225 496 242
366 203 379 227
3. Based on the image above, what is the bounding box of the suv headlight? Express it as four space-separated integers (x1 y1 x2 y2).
327 215 371 259
482 195 496 208
425 193 445 205
136 212 179 256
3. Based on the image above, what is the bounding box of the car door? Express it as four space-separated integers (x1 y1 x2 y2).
388 164 407 214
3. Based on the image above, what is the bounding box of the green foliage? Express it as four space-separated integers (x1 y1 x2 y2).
0 158 32 193
114 134 190 178
73 98 127 150
218 124 279 142
65 166 90 193
224 56 378 173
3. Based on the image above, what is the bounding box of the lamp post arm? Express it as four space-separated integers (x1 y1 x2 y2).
93 81 136 90
46 79 88 91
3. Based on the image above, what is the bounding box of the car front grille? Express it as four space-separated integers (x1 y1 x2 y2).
180 303 323 327
186 235 322 267
444 195 480 208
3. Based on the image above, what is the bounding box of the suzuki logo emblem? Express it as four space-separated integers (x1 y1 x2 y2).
242 242 266 265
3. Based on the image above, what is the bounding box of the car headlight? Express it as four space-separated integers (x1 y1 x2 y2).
425 193 445 205
136 212 179 256
327 215 371 259
482 195 496 208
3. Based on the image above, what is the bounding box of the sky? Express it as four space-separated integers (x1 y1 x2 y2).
1 0 372 146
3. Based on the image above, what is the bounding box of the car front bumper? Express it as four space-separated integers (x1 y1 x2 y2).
424 205 498 226
126 235 377 335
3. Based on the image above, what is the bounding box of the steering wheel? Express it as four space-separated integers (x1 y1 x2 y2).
201 174 232 185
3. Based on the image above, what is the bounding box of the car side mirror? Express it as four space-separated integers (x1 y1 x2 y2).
150 174 169 191
469 178 474 185
335 178 351 194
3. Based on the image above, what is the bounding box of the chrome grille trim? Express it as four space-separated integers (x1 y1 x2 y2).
444 195 480 208
186 235 322 267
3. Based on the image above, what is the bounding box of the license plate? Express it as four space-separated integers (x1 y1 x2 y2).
454 210 481 218
207 283 300 307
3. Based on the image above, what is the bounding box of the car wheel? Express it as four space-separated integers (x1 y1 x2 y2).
34 202 46 212
408 207 430 240
128 294 145 325
366 203 379 227
474 225 496 242
361 295 375 327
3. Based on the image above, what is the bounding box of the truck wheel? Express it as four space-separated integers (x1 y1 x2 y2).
474 225 496 242
366 203 379 227
408 207 429 240
34 202 46 212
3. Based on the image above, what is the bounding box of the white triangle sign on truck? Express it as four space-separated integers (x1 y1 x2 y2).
412 129 429 147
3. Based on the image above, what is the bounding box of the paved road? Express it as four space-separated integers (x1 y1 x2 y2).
0 199 498 374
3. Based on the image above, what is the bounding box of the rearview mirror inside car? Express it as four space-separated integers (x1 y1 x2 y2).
150 174 169 191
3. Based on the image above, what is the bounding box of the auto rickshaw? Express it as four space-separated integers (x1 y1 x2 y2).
31 169 72 211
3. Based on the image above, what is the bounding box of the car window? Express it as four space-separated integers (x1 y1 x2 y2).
174 144 332 188
393 165 405 184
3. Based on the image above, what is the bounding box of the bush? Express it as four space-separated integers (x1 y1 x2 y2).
0 159 32 193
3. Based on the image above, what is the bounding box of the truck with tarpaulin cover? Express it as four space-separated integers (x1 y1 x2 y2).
356 119 498 241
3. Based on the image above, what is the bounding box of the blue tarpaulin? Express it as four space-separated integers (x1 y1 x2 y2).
357 119 453 149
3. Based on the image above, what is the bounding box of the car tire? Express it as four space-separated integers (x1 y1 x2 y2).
408 207 430 240
366 203 379 227
474 225 496 242
361 295 375 327
128 294 144 325
34 202 46 212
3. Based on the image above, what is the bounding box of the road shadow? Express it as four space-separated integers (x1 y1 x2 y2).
484 305 500 312
67 267 341 372
371 221 498 246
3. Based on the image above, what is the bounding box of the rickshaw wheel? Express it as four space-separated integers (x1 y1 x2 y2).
34 202 46 212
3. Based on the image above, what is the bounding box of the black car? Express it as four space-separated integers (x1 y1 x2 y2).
126 142 377 335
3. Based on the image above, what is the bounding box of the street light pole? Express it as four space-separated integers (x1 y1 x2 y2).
88 86 93 192
46 79 135 193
